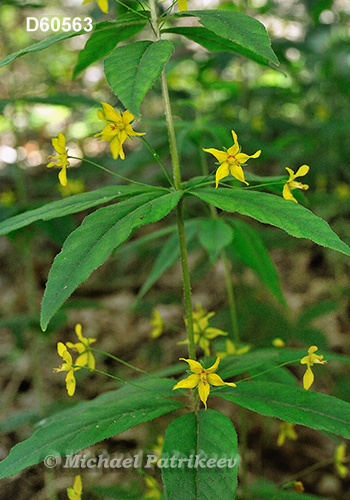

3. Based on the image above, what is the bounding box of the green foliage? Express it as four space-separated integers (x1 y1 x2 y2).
198 219 233 263
40 190 182 330
176 10 279 67
0 185 147 235
216 381 350 439
73 22 147 78
0 379 184 480
162 410 239 499
191 187 350 257
104 40 174 116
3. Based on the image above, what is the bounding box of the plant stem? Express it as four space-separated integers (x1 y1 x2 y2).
199 145 240 342
149 0 195 359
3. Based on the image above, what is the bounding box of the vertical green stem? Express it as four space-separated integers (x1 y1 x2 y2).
199 145 240 342
149 0 195 359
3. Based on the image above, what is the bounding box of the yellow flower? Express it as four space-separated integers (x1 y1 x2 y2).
277 422 298 447
150 310 164 339
216 338 250 359
179 305 228 356
94 102 146 160
335 443 348 478
272 338 285 347
300 345 327 390
82 0 108 14
203 130 261 188
54 342 76 396
47 133 70 187
66 323 96 370
177 0 187 10
173 357 236 410
282 165 309 203
293 481 305 493
67 475 83 500
144 476 162 499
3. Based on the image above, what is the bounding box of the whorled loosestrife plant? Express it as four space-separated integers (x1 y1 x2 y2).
1 0 350 498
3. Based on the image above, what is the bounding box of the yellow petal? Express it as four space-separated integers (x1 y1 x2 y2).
57 342 67 357
73 475 83 495
75 323 83 341
122 109 134 124
229 163 249 185
57 132 66 151
235 150 261 163
97 0 109 13
205 327 228 339
97 109 106 122
303 365 314 390
285 167 296 181
178 0 187 10
110 135 121 159
179 358 203 374
101 102 120 122
282 182 297 202
198 378 210 409
295 164 309 178
206 356 221 373
203 148 228 164
66 369 76 396
172 373 199 390
207 372 236 387
215 162 230 187
58 166 68 187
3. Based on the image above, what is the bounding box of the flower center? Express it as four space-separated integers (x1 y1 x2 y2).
111 121 126 132
227 154 240 167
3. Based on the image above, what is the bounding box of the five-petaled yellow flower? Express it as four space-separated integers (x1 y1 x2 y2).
47 133 70 186
172 357 236 410
54 342 76 396
277 422 298 447
300 345 327 390
82 0 108 14
283 165 309 203
180 305 228 356
67 474 83 500
66 323 96 370
94 102 146 160
203 130 261 188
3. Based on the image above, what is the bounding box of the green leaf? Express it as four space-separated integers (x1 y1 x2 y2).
190 188 350 257
176 10 279 67
198 219 234 263
73 22 146 78
163 26 275 68
137 219 200 299
215 381 350 438
217 349 279 379
104 40 174 116
40 190 182 330
0 379 184 480
0 185 147 235
0 17 146 69
228 219 285 305
162 410 239 500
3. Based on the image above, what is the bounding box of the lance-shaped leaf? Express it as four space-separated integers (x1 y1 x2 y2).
73 22 146 78
175 10 279 67
162 410 239 500
40 190 182 330
190 188 350 257
0 185 148 235
215 381 350 438
0 379 184 480
0 16 147 69
104 40 174 116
